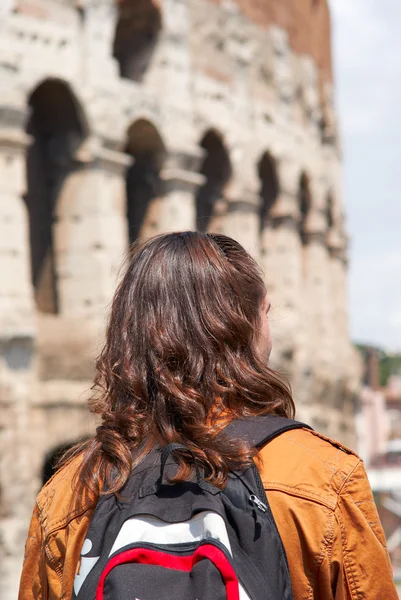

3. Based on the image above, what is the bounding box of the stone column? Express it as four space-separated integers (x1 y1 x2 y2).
301 189 333 421
53 139 131 317
0 123 34 335
327 225 346 350
259 160 304 368
225 188 260 259
328 232 350 353
157 147 205 233
0 117 37 600
80 1 120 85
148 0 193 143
328 231 355 376
327 231 359 446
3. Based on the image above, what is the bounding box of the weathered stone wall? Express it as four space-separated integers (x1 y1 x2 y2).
0 1 360 597
213 0 333 80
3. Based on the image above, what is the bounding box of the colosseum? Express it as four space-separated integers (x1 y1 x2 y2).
0 0 360 596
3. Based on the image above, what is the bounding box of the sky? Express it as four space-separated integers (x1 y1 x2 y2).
329 0 401 352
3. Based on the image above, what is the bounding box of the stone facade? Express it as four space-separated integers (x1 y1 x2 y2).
0 0 360 596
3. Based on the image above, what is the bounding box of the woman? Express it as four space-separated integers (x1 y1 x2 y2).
19 231 397 600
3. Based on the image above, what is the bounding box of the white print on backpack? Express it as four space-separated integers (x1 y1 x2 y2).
73 538 100 596
74 512 251 599
109 511 232 554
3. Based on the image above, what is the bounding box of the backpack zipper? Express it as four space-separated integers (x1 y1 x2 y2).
107 537 235 566
249 494 268 513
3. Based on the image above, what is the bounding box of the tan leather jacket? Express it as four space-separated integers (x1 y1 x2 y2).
19 427 398 600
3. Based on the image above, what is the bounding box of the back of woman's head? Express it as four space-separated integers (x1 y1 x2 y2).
69 231 294 495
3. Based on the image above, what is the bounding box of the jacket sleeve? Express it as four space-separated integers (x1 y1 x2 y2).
332 460 398 599
18 503 48 600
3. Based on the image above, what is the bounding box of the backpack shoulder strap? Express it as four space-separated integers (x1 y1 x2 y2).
223 415 312 507
223 414 312 449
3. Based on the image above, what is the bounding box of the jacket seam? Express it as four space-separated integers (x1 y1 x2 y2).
328 448 340 489
263 482 336 510
306 508 335 600
37 502 64 578
285 435 338 472
307 430 358 457
325 511 335 566
38 510 49 600
39 507 63 599
284 435 358 496
337 508 361 599
340 465 387 549
321 511 336 600
39 501 95 538
44 542 63 579
321 510 335 567
336 459 362 497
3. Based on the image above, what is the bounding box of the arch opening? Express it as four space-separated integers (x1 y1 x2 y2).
298 172 311 245
196 130 231 232
125 119 166 243
113 0 161 82
326 192 334 230
41 437 89 486
258 151 279 232
25 78 88 313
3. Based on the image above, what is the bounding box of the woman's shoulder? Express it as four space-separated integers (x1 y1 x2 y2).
257 426 362 509
36 454 96 536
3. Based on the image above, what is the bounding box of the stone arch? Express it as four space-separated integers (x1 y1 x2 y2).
319 83 336 146
25 78 88 313
196 129 232 232
325 191 341 253
41 437 89 486
298 172 312 244
125 118 166 243
113 0 162 82
257 151 279 232
326 191 335 230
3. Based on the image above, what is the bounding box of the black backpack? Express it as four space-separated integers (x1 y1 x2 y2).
73 415 309 600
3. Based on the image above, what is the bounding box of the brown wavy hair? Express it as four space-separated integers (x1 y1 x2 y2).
62 231 294 497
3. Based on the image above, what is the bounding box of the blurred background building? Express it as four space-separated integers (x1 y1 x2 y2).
356 347 401 584
0 0 361 597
